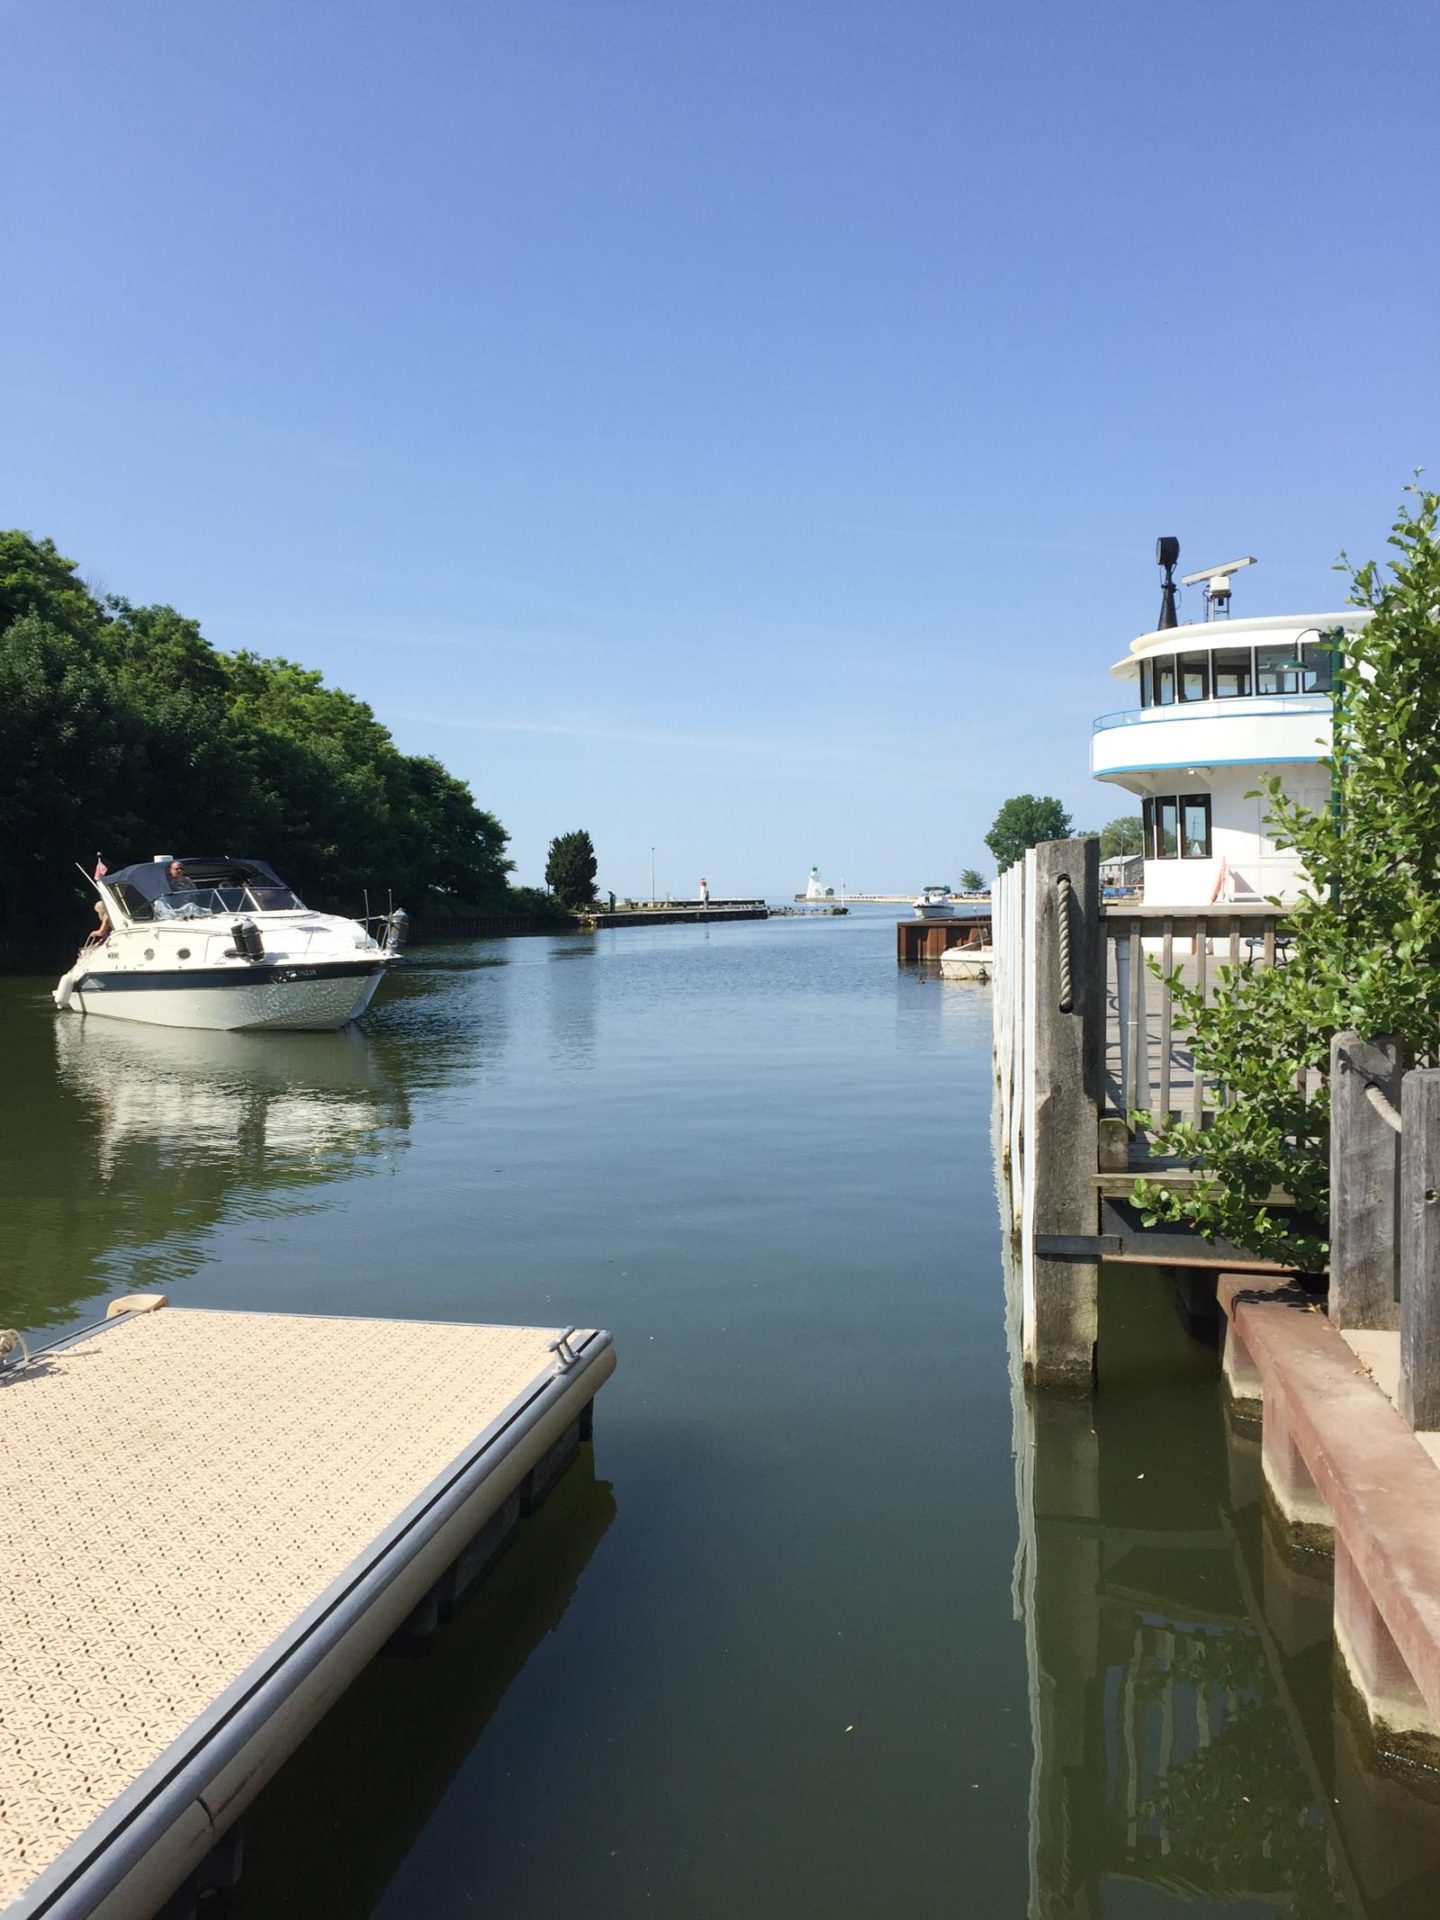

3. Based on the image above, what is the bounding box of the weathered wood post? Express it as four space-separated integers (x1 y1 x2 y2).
1025 836 1103 1389
1329 1031 1402 1330
1399 1068 1440 1429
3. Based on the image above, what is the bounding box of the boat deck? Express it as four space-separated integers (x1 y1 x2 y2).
0 1302 615 1920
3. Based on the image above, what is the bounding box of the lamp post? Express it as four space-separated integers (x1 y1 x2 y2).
651 847 656 906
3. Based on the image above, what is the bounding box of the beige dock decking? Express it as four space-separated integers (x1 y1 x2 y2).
1 1305 615 1920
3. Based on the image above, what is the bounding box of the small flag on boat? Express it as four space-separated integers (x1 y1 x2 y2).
93 854 108 879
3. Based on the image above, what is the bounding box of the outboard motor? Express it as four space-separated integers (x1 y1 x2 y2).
384 907 410 953
230 919 266 961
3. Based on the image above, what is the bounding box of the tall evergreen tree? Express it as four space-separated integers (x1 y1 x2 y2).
545 830 598 908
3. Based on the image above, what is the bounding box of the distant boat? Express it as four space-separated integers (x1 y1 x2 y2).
912 885 955 920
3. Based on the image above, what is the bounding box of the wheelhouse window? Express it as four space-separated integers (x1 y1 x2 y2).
1177 651 1210 701
1302 638 1335 693
1180 794 1212 858
1212 647 1252 698
1255 644 1301 695
1135 639 1341 705
1143 793 1211 860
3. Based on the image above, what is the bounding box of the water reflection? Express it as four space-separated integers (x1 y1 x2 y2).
1012 1264 1440 1917
2 992 410 1333
546 939 598 1071
231 1454 616 1919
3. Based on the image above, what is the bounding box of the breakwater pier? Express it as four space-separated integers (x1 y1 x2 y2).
572 899 767 930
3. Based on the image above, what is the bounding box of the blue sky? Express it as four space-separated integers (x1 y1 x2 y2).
6 0 1436 895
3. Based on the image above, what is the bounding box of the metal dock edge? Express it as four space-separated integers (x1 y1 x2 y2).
0 1307 617 1920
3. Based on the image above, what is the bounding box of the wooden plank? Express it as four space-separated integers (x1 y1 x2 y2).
1127 919 1144 1116
1158 917 1174 1124
1264 918 1277 967
1329 1032 1403 1330
1098 1198 1300 1272
1192 916 1208 1125
1093 1170 1293 1204
1400 1069 1440 1428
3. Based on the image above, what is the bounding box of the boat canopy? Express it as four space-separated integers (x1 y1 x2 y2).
101 857 305 921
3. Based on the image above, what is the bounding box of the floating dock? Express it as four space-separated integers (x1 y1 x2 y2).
0 1300 615 1920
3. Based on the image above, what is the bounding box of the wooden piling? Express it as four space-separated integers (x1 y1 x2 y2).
1329 1032 1402 1331
1026 837 1102 1390
1399 1069 1440 1429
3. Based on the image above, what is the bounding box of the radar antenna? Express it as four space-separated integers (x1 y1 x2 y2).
1180 554 1257 621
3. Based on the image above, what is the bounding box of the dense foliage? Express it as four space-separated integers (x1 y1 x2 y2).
984 794 1073 871
544 829 598 908
0 531 540 941
958 866 986 892
1099 814 1142 858
1134 484 1440 1269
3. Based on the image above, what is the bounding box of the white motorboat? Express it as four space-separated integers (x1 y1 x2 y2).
53 856 404 1032
912 885 955 919
940 944 993 982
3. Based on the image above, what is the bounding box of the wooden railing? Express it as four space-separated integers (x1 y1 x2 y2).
1103 904 1287 1128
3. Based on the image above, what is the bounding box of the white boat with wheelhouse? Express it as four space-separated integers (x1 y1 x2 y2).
1091 544 1372 907
54 855 405 1032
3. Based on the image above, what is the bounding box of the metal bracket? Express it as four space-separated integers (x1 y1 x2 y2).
548 1327 580 1373
1034 1233 1122 1261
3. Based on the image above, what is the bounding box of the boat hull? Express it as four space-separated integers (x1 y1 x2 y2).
940 947 993 982
65 962 389 1032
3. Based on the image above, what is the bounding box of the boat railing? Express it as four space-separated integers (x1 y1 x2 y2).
1092 693 1332 731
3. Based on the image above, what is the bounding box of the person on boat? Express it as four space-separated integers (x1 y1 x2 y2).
85 900 110 945
154 859 202 920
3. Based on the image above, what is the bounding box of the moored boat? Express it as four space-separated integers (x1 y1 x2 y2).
53 856 404 1032
912 885 955 919
940 944 993 982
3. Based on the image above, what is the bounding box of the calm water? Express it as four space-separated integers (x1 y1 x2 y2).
5 908 1440 1917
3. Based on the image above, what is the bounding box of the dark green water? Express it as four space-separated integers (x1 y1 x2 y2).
4 909 1440 1917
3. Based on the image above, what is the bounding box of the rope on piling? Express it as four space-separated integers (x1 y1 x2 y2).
1363 1079 1404 1134
1055 873 1074 1013
1337 1046 1404 1134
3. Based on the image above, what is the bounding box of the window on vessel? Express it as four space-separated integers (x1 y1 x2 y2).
1302 638 1336 693
1256 644 1301 695
1142 797 1154 855
1139 659 1152 708
1178 651 1210 701
1156 797 1179 859
1153 656 1176 706
1180 795 1212 859
1212 647 1253 698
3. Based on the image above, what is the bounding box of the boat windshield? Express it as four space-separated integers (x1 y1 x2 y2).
103 858 307 923
152 883 305 920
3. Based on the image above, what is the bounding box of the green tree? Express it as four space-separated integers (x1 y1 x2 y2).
1100 814 1143 858
959 866 986 893
1134 483 1440 1268
0 529 534 942
984 794 1073 872
0 532 101 641
545 829 598 909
